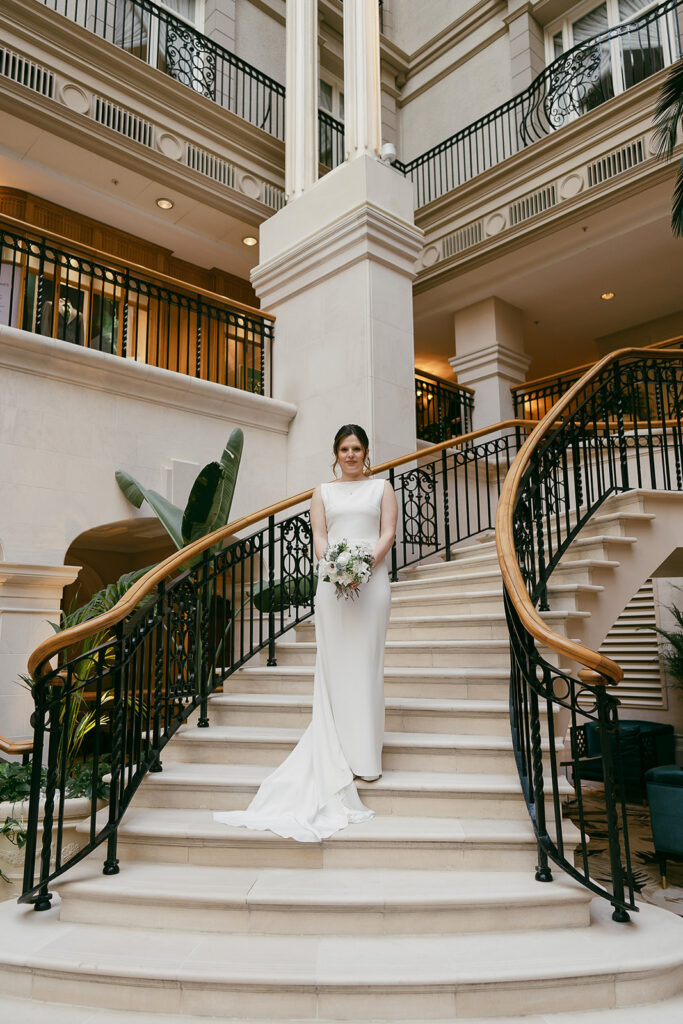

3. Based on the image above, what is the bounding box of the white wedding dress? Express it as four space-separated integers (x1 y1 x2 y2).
214 478 391 842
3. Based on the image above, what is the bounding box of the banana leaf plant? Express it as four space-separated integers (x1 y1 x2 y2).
115 429 244 695
115 428 244 560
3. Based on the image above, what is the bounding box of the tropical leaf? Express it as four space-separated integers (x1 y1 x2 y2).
653 59 683 237
215 427 244 531
181 462 226 545
251 575 317 613
115 470 184 549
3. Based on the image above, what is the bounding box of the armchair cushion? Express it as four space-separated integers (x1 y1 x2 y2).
645 766 683 857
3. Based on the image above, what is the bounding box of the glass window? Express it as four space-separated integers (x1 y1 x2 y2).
319 80 334 114
572 3 609 45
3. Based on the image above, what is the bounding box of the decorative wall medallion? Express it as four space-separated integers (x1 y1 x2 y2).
157 133 183 161
60 83 90 115
559 173 584 200
422 245 440 267
239 174 261 200
485 212 506 236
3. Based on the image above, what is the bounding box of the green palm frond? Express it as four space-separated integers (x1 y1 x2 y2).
653 59 683 237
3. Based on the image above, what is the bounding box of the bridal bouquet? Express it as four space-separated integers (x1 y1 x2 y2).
319 539 374 601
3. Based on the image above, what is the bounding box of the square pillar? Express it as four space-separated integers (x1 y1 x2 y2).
252 155 423 493
450 297 531 430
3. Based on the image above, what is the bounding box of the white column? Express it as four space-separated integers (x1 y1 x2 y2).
449 298 531 430
285 0 318 200
0 563 81 741
343 0 382 161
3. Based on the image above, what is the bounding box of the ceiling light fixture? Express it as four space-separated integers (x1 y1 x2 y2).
156 197 174 210
242 236 258 247
601 291 615 301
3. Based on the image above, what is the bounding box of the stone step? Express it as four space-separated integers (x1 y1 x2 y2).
267 638 514 668
54 862 591 936
5 992 683 1024
107 807 568 872
294 609 588 643
388 582 603 616
1 899 681 1020
561 534 637 562
200 692 543 736
393 558 619 594
132 763 569 820
229 664 512 700
166 723 553 774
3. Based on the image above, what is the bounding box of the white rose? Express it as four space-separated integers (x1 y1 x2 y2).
336 551 351 566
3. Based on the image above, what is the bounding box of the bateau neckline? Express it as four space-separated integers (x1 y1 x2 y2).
330 479 376 485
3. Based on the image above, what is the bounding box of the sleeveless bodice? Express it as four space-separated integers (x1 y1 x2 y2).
321 479 384 547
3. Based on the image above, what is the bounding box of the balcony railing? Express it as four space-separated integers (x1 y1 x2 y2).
395 0 682 207
43 0 285 135
0 219 273 396
415 371 474 443
511 336 683 420
319 110 346 171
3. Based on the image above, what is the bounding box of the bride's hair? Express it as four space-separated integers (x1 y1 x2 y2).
332 424 370 477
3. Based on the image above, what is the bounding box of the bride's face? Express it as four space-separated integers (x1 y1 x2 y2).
337 435 366 478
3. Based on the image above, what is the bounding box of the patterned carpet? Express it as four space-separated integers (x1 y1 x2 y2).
564 785 683 917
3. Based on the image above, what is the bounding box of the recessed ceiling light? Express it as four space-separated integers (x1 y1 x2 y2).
601 291 615 301
156 197 174 210
242 236 258 247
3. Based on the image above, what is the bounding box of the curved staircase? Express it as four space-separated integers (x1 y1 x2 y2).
2 492 683 1022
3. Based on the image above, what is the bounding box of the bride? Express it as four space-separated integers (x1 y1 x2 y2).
214 424 397 842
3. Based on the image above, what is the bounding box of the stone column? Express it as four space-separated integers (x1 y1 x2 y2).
449 298 531 430
0 563 80 742
343 0 382 161
252 156 422 493
285 0 319 201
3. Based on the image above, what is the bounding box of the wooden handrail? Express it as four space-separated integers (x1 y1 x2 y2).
0 734 33 757
510 335 683 395
27 418 537 678
414 369 476 395
496 345 683 686
0 211 275 323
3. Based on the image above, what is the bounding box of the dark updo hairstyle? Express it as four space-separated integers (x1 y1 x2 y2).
332 424 370 476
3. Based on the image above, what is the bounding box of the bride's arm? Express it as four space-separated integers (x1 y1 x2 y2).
373 481 398 566
310 485 329 560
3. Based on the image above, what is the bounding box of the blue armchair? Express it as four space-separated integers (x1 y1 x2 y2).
645 765 683 887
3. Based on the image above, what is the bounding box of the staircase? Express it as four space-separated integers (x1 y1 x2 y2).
1 494 683 1021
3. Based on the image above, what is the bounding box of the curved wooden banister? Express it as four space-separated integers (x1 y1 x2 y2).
0 734 33 758
28 418 537 678
496 345 683 686
510 334 683 396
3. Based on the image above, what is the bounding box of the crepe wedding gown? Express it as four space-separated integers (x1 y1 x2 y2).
214 478 391 842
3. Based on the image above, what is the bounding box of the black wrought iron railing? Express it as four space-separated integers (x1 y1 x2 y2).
19 418 535 909
43 0 285 136
395 0 683 207
498 349 683 920
512 336 683 420
319 110 346 171
41 0 345 156
415 370 473 443
0 220 272 395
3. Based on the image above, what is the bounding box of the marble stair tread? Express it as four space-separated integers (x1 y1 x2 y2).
1 898 681 988
210 692 514 713
53 861 591 912
275 638 511 651
397 558 620 583
5 994 683 1024
5 993 683 1024
235 664 511 680
139 762 571 797
172 723 561 753
90 805 557 844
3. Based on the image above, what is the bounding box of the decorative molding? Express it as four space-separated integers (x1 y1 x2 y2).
0 325 297 436
252 203 423 307
450 343 532 385
413 71 674 290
